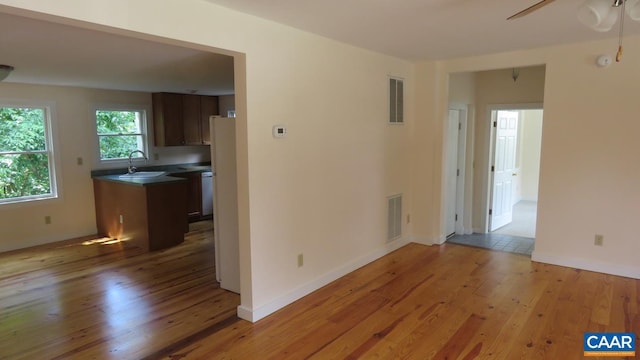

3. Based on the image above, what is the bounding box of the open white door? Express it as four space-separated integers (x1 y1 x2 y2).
490 110 519 231
445 109 460 237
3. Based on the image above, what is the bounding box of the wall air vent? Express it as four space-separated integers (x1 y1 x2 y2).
389 77 404 124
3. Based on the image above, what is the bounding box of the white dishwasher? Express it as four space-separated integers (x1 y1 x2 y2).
201 171 214 216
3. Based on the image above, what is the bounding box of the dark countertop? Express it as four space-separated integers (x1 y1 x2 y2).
91 162 212 187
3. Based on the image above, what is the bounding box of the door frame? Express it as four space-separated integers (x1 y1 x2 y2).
442 103 468 241
482 103 542 233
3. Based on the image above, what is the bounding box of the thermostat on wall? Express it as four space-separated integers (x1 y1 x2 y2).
273 125 287 138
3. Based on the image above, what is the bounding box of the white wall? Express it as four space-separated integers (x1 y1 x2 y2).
428 36 640 279
519 109 543 201
0 0 416 321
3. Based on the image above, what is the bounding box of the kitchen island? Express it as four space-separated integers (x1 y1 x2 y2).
92 173 190 252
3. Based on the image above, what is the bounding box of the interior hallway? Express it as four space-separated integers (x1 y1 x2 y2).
448 201 537 256
492 200 537 238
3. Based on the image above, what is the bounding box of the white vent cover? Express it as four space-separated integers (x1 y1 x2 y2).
389 78 404 124
387 194 402 241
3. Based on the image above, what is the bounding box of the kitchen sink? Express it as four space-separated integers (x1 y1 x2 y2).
118 171 167 178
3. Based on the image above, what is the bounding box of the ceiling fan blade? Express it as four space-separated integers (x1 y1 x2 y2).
507 0 557 20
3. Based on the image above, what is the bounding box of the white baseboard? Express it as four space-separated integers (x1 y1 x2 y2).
454 228 473 236
410 236 433 246
237 237 411 323
532 251 640 280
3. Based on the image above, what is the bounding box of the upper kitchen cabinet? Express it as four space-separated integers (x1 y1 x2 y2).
153 92 219 146
153 92 183 146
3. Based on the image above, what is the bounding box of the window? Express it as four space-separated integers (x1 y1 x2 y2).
95 107 147 161
389 77 404 124
0 104 57 204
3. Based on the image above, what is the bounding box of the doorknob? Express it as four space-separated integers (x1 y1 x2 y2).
512 173 518 176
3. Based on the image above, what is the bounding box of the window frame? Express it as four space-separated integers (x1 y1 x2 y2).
93 104 150 165
0 100 59 206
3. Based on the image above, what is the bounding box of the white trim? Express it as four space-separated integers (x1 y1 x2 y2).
0 99 61 206
445 104 468 237
410 236 434 245
236 237 411 323
532 251 640 280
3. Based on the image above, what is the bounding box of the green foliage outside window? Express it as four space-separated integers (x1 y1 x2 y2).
96 110 145 160
0 107 52 201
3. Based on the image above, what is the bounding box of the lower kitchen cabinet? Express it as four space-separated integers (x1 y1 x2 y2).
93 178 188 251
170 171 202 222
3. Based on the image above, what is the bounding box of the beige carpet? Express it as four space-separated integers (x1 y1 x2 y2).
492 200 536 238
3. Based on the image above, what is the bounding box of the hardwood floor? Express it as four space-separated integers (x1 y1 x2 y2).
1 228 638 359
0 221 239 360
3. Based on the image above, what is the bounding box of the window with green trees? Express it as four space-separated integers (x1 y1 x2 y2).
95 108 147 161
0 105 56 203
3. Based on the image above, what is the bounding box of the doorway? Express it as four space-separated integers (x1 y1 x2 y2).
444 105 467 239
487 107 543 239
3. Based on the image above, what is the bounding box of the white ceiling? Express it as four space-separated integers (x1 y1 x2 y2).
0 12 235 95
1 1 640 94
205 0 640 60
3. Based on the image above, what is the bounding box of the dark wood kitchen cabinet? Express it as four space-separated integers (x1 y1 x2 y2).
153 92 219 146
153 92 184 146
182 94 202 145
171 171 202 221
93 178 188 251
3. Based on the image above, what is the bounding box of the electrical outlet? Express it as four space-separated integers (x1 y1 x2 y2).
76 157 83 165
119 215 124 224
407 214 411 224
44 215 51 225
594 234 604 246
297 253 303 268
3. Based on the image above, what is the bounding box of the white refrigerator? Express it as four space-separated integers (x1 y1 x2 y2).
210 116 240 294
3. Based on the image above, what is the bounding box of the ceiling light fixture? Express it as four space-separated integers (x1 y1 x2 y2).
577 0 640 61
0 65 14 81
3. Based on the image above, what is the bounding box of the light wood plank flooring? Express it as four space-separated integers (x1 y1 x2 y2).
1 226 638 359
0 222 239 360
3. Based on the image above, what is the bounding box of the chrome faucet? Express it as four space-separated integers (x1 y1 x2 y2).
128 150 147 174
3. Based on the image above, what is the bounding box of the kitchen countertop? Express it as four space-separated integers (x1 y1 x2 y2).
91 163 212 186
